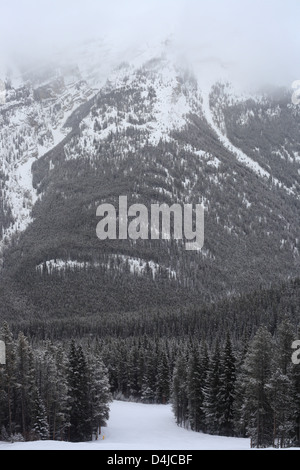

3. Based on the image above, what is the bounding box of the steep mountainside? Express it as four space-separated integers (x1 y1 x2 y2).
0 40 299 322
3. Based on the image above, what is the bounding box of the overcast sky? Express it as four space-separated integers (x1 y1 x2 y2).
0 0 299 88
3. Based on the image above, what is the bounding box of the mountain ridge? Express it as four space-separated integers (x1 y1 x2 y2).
0 39 299 323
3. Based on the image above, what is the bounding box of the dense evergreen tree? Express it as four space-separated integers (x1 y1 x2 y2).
217 334 236 436
67 341 91 442
87 351 112 438
187 342 208 432
31 390 49 440
171 353 188 428
266 320 296 447
239 327 273 448
1 278 300 447
202 342 222 434
0 322 17 436
0 327 111 442
16 332 37 439
155 351 171 404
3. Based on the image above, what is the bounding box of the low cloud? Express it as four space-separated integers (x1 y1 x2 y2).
0 0 299 88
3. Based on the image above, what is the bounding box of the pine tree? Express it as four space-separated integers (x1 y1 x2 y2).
67 341 91 442
187 342 208 432
87 351 112 439
171 353 188 428
232 339 249 437
31 391 49 440
0 322 17 437
292 344 300 447
155 350 171 404
40 344 70 440
15 332 37 439
127 344 141 398
266 319 297 447
202 342 221 434
141 342 158 404
217 333 236 436
240 326 273 447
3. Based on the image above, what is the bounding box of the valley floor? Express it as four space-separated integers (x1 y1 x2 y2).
1 400 253 450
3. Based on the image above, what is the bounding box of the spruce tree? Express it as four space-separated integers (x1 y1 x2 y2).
32 391 49 440
217 333 236 436
187 342 208 432
240 326 273 447
67 341 91 442
292 345 300 447
155 350 171 404
87 351 112 438
202 342 221 434
0 322 17 437
172 353 188 427
266 319 297 447
16 332 37 439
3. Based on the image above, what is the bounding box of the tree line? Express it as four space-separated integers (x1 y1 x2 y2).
0 323 111 442
171 320 300 448
1 278 300 447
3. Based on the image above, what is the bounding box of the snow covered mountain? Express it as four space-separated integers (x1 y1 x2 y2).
0 37 299 321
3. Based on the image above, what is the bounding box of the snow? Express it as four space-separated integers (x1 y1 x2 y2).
0 400 252 450
201 89 270 179
201 88 298 198
35 256 177 280
1 155 38 242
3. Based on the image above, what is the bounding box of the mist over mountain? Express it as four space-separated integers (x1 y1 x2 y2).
0 0 299 322
0 33 299 325
1 0 300 88
1 1 300 450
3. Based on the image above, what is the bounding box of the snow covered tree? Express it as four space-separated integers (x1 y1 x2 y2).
202 342 221 434
292 342 300 447
155 350 171 404
87 351 112 438
266 319 297 447
240 326 273 447
67 341 91 442
126 344 141 398
232 339 249 437
187 342 208 432
217 333 236 436
15 332 37 439
39 344 70 440
31 390 49 440
0 322 17 437
172 353 188 428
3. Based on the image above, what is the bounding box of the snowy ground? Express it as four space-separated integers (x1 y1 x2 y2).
0 400 252 450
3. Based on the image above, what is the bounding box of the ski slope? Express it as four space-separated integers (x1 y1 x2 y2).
0 400 251 450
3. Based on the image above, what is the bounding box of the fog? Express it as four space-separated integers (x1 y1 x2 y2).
0 0 299 88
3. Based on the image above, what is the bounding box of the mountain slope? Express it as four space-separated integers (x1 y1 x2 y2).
0 42 299 322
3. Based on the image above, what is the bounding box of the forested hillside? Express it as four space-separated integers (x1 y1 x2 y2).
0 39 300 449
1 277 300 446
0 58 299 324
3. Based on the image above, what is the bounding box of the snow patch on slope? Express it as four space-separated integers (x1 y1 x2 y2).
36 255 177 280
64 57 199 161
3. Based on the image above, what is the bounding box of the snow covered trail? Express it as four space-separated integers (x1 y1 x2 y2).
0 400 251 450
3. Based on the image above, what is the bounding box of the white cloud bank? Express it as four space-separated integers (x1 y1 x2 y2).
0 0 299 88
